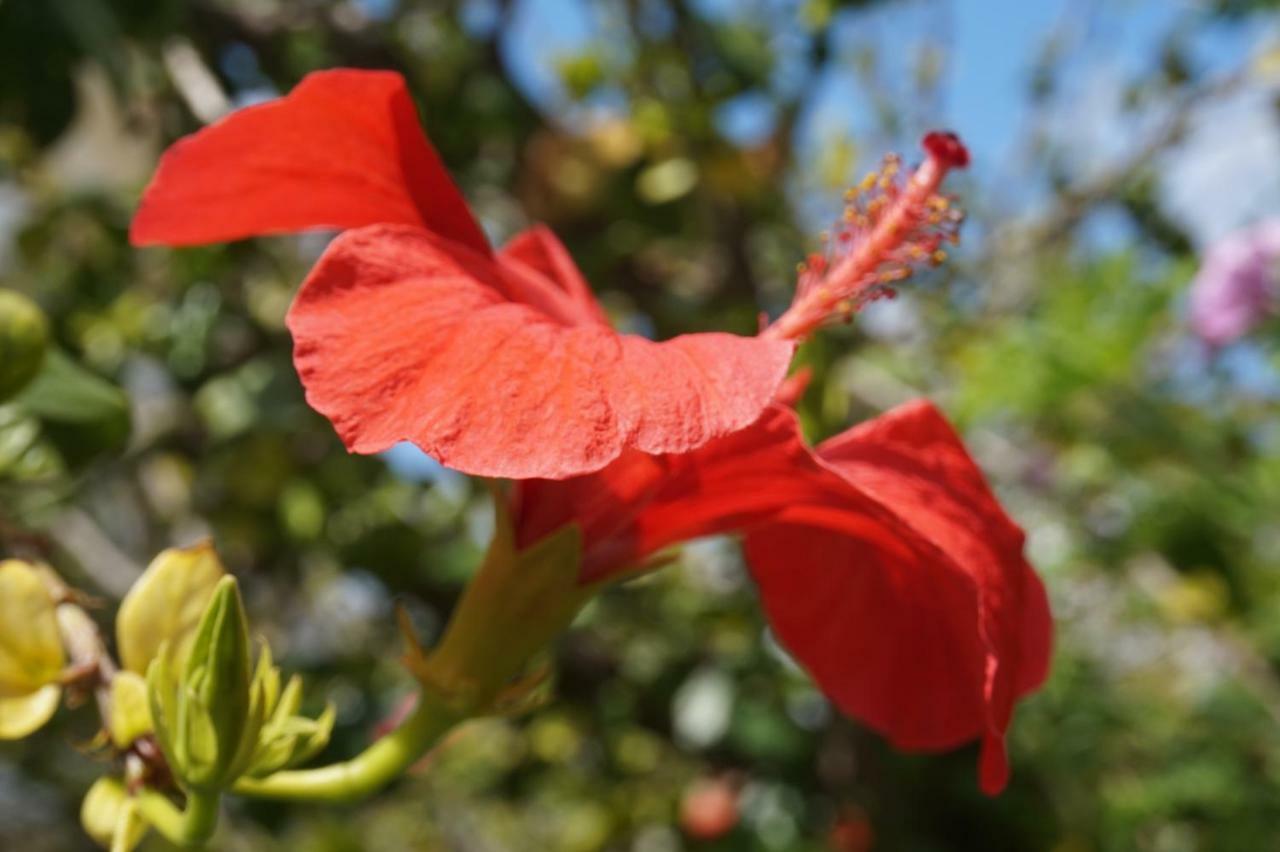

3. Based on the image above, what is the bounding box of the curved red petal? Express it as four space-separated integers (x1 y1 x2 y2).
745 512 989 750
131 69 488 255
497 225 611 326
744 399 1051 793
288 225 794 479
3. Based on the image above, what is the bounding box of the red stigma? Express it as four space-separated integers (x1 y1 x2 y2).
922 130 970 170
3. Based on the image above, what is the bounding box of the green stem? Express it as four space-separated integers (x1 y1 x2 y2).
134 788 219 848
232 690 461 803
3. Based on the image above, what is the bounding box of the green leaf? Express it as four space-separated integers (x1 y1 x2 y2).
12 348 130 466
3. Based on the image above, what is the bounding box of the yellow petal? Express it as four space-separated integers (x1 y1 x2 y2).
81 776 127 847
109 671 152 748
116 541 226 674
0 684 62 739
80 777 149 851
0 559 65 695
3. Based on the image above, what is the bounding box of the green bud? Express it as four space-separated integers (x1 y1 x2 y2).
147 578 333 791
0 290 48 403
148 576 264 792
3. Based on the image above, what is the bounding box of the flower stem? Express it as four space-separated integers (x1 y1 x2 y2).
231 689 462 803
232 502 587 805
134 788 219 848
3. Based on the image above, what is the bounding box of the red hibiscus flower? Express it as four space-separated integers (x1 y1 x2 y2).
133 67 1051 793
512 399 1051 795
131 69 794 479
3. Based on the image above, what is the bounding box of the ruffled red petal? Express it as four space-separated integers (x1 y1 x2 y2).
288 225 794 479
513 399 1051 791
743 400 1052 795
131 69 488 255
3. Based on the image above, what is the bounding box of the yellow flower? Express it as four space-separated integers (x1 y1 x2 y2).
0 560 66 739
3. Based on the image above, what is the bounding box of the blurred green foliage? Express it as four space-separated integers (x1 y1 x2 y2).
0 1 1278 851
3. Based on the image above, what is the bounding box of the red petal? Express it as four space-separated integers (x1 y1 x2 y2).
131 69 489 255
288 225 794 479
745 399 1051 794
515 406 828 579
497 226 611 327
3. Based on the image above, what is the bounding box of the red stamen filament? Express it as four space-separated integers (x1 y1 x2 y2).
764 131 970 342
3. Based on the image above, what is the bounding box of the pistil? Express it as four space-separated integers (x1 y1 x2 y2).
765 131 970 342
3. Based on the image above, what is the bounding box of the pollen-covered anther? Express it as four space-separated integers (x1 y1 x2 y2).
765 131 970 342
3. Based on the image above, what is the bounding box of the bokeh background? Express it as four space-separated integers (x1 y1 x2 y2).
2 0 1279 849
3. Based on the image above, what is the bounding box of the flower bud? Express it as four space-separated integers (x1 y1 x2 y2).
148 576 265 792
146 575 333 791
0 290 49 403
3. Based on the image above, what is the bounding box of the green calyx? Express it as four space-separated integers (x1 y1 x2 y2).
404 488 593 716
0 290 49 403
243 645 336 779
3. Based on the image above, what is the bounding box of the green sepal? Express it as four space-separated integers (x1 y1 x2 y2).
186 577 252 790
145 643 178 776
408 486 590 715
243 649 335 778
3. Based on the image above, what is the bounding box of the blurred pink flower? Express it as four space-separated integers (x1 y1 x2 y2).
1189 219 1280 346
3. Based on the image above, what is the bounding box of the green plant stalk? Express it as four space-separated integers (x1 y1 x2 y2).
133 788 219 848
231 690 462 803
229 516 586 798
231 514 588 804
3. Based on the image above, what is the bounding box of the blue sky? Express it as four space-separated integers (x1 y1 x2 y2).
492 0 1275 242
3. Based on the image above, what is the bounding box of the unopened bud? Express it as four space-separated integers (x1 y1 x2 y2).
0 290 49 403
147 576 333 790
148 576 265 791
